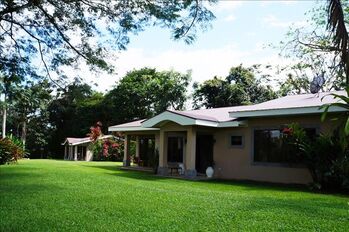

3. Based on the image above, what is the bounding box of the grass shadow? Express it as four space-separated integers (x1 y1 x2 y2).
81 164 349 197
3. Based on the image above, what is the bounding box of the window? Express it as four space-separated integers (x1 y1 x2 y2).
253 127 317 164
230 135 243 147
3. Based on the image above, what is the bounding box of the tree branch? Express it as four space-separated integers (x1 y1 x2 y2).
0 0 35 18
36 4 89 60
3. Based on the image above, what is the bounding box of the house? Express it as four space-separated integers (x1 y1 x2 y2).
62 135 113 161
108 91 347 184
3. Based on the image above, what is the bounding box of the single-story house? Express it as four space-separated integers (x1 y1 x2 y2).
62 135 112 161
108 91 347 184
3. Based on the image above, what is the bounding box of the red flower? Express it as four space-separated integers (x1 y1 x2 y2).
282 127 293 135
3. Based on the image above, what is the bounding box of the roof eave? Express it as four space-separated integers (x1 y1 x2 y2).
229 106 347 118
108 126 159 132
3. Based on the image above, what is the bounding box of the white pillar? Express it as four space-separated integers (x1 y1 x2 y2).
135 136 140 158
64 145 67 160
74 146 78 161
68 146 73 160
123 134 130 166
157 130 168 175
185 126 197 177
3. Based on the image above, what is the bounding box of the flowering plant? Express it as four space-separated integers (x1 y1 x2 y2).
87 122 122 160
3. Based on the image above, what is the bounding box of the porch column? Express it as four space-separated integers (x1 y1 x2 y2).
64 145 67 160
68 146 73 160
135 136 140 158
185 126 197 177
157 129 168 175
74 146 78 161
123 134 130 166
154 133 160 151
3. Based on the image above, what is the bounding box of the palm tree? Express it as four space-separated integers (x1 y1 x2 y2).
327 0 349 85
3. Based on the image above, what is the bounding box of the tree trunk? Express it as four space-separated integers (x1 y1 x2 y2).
2 95 6 138
21 119 27 149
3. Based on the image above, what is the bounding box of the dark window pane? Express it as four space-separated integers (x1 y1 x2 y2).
231 136 243 146
254 127 317 164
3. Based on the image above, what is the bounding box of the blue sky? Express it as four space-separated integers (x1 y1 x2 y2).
79 1 319 91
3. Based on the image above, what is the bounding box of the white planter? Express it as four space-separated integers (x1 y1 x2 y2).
206 166 214 178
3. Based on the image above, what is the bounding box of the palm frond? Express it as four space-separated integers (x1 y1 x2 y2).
327 0 349 82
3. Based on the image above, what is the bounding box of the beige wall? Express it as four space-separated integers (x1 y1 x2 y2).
213 114 339 184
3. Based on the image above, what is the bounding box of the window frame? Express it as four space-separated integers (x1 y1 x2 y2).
251 125 320 167
229 134 244 148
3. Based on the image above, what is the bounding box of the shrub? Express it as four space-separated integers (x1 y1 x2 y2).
287 123 349 192
0 137 25 165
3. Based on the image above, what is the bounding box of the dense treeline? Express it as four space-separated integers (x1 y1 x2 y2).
1 65 290 158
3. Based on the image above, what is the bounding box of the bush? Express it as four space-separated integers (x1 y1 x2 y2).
287 123 349 192
0 137 25 165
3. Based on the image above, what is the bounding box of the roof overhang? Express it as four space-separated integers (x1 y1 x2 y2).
229 105 347 118
142 111 246 128
62 135 114 146
108 126 159 132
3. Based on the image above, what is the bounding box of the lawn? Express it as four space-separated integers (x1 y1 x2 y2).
0 160 348 231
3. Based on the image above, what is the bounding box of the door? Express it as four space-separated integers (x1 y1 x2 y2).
196 134 214 174
167 137 184 163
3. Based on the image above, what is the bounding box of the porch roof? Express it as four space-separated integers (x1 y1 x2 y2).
62 135 113 146
108 119 160 132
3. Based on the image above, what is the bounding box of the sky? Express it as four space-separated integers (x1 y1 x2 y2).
76 0 318 92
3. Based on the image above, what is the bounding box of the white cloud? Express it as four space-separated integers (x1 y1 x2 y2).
57 43 298 93
61 44 256 91
224 15 236 22
262 15 307 28
213 1 244 12
260 0 298 7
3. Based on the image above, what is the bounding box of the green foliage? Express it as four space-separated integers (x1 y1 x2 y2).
278 1 349 90
103 68 191 124
0 0 216 83
193 65 277 109
1 160 348 231
288 123 349 191
321 87 349 136
193 77 248 108
0 136 25 164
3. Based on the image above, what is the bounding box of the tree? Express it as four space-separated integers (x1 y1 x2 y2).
279 1 348 90
278 73 310 96
47 81 102 157
328 0 349 85
193 65 277 109
193 77 248 109
9 80 52 149
0 0 216 86
0 72 24 138
103 68 191 125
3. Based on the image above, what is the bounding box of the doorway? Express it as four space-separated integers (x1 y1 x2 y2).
167 136 184 163
196 134 214 174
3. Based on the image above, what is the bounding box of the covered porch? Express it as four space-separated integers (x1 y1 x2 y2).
108 111 245 178
62 137 94 161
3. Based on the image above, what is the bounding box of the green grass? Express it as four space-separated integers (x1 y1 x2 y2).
0 160 348 231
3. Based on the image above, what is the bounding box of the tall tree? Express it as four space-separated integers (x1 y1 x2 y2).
193 65 277 109
328 0 349 85
11 80 52 148
103 68 190 125
0 73 23 138
279 0 348 90
0 0 216 86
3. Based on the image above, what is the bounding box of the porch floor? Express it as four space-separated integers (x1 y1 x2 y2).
157 173 210 181
120 166 210 180
120 166 154 173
